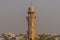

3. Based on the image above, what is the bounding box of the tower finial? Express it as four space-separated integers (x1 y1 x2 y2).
28 0 35 13
30 0 32 5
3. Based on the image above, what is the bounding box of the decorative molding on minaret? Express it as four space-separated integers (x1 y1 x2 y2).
26 2 36 40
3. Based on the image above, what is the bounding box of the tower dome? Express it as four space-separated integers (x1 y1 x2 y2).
28 5 35 13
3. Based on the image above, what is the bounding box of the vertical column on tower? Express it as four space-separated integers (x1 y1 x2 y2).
26 5 36 40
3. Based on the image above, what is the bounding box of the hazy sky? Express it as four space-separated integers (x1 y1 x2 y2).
0 0 60 34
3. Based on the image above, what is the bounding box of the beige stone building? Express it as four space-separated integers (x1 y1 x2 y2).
26 4 36 40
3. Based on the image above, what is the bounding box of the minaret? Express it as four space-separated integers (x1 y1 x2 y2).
26 4 36 40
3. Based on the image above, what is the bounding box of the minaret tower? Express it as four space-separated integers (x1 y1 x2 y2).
26 4 36 40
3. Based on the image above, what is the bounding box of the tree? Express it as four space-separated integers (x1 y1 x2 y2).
19 34 26 40
38 33 48 40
